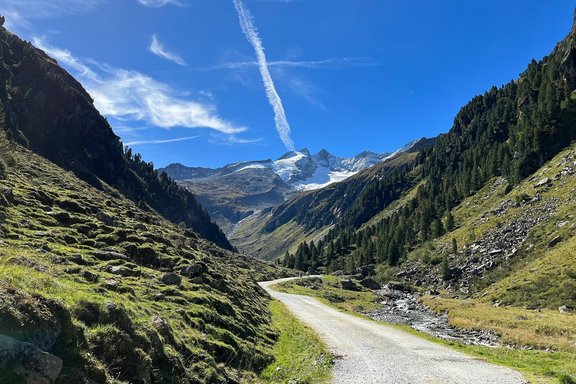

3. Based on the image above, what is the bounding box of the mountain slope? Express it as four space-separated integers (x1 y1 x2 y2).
0 24 291 383
0 129 289 383
276 11 576 311
230 140 436 260
161 144 424 235
0 26 231 250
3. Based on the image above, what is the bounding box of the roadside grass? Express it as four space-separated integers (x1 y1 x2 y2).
273 277 576 384
273 275 382 313
421 296 576 352
260 300 332 384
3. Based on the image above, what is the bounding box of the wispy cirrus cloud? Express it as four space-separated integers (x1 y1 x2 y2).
0 0 103 29
233 0 295 151
33 37 245 135
137 0 184 8
149 35 187 66
209 133 263 146
125 136 198 146
191 57 378 71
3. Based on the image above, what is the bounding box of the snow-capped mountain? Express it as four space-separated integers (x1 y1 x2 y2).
163 148 393 192
160 140 426 234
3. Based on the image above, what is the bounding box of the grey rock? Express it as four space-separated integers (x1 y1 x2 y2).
95 211 114 226
559 305 574 313
0 185 14 203
152 316 176 344
81 270 99 283
357 265 375 277
189 277 204 285
332 270 343 276
161 273 181 285
360 278 381 290
534 177 550 188
181 263 204 277
106 266 136 277
0 334 63 384
340 279 359 291
104 279 120 290
548 236 562 248
92 250 129 261
386 281 413 293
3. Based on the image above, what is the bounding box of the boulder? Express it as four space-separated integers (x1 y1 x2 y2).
534 177 550 188
92 250 129 261
548 236 562 248
106 266 136 277
161 273 181 286
104 279 120 291
340 279 359 291
151 316 176 344
189 277 204 285
181 263 205 277
360 278 381 290
332 270 343 277
95 211 114 226
0 185 14 202
386 281 413 293
81 270 99 283
0 334 63 384
357 265 375 277
0 289 62 351
559 305 574 313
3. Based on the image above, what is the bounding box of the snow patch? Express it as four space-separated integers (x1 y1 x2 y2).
235 163 269 172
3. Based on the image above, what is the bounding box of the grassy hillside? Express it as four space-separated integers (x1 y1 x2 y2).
0 25 231 250
231 151 420 261
0 134 287 383
271 11 576 289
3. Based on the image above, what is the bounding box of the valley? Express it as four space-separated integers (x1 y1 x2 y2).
160 145 415 235
0 3 575 384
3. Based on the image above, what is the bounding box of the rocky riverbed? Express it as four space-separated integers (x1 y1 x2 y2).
364 283 499 346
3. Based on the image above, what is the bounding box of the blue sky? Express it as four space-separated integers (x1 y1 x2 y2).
0 0 574 168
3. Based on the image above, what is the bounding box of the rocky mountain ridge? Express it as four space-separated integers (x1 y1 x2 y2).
160 140 426 234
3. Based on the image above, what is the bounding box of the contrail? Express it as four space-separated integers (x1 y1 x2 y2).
232 0 295 151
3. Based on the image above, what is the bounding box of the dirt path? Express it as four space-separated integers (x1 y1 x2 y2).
260 278 527 384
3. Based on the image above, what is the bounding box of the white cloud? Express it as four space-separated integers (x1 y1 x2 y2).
209 133 263 145
149 35 186 66
0 0 103 29
282 74 327 111
33 37 245 135
125 136 198 146
191 57 377 71
233 0 295 151
137 0 183 8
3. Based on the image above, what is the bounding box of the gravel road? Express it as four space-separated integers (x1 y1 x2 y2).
260 278 527 384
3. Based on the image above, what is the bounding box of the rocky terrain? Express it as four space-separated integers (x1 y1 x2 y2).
160 143 426 235
160 148 391 235
228 146 435 260
366 284 499 346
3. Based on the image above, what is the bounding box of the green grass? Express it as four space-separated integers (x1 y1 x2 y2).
422 296 576 352
275 277 576 384
0 144 291 383
273 275 382 313
260 300 332 384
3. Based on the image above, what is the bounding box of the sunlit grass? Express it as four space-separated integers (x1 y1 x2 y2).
260 300 332 384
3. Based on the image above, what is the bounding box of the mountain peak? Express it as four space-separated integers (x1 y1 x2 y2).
316 148 331 158
299 148 311 156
